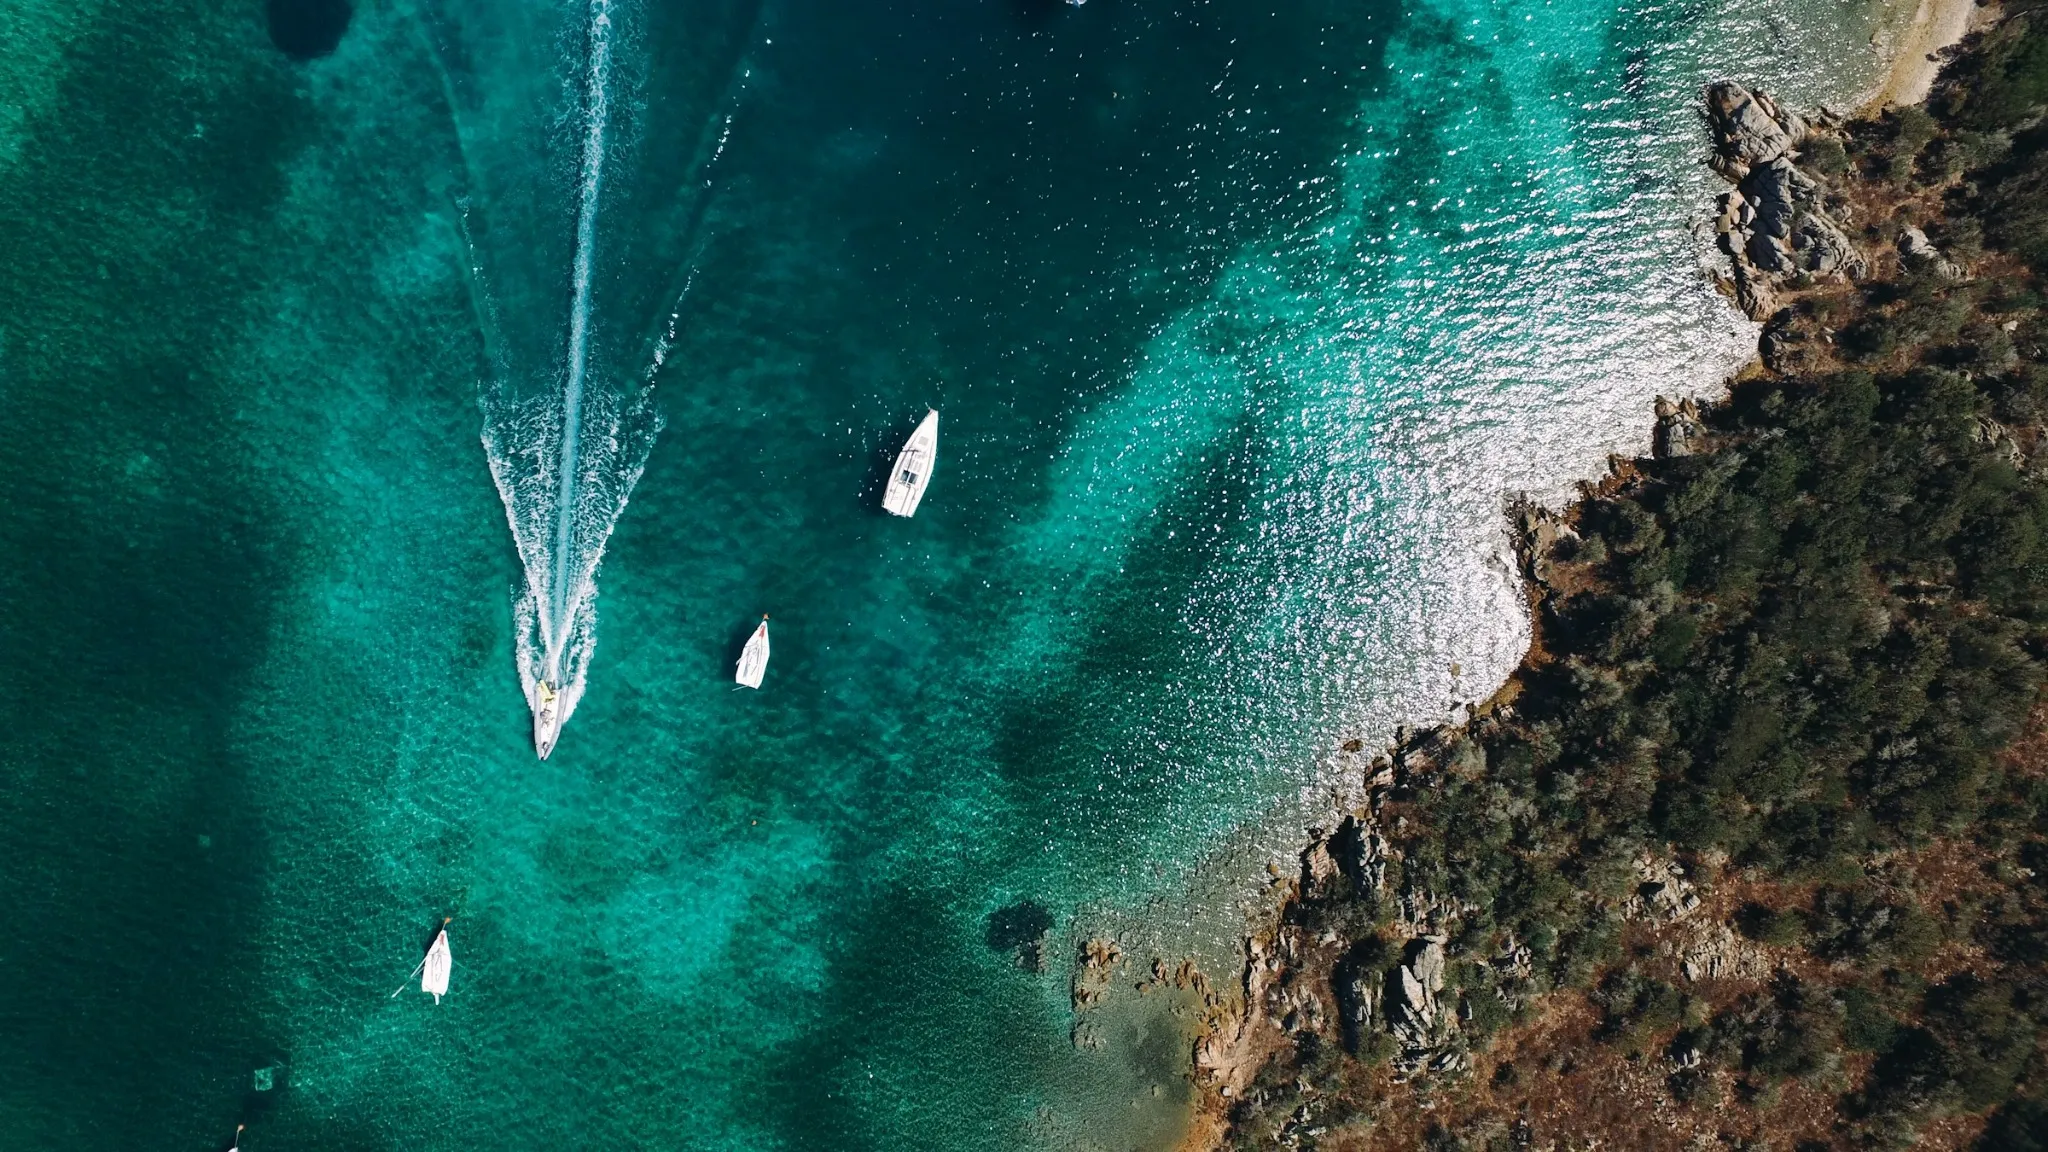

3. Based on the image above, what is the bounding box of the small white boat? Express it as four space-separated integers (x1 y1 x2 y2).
228 1125 245 1152
532 679 562 760
882 409 938 517
421 918 452 1004
735 616 770 689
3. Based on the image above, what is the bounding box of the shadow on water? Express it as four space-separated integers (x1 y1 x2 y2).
266 0 353 60
0 0 314 1143
720 616 766 681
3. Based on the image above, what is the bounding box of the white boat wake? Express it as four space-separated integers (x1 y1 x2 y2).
450 0 761 756
476 0 662 755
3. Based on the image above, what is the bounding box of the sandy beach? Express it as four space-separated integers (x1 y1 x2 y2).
1864 0 1995 108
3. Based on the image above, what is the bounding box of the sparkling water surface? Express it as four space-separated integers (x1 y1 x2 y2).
0 0 1904 1147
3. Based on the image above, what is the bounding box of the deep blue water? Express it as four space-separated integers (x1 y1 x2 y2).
0 0 1899 1147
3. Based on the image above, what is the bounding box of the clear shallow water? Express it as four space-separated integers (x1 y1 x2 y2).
0 0 1900 1148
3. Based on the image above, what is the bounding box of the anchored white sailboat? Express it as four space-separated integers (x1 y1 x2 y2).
532 679 563 760
393 918 454 1004
882 409 938 517
421 920 452 1003
735 617 770 689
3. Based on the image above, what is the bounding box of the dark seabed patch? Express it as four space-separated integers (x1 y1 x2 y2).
266 0 353 60
0 0 312 1143
986 899 1055 970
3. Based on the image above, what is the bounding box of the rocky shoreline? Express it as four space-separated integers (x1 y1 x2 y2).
1163 79 1888 1135
1144 13 2048 1146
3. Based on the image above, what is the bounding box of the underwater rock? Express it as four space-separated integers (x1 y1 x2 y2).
266 0 352 60
985 900 1054 972
268 0 356 59
1071 936 1123 1011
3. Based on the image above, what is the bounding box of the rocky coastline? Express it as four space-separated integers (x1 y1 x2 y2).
1138 10 2048 1148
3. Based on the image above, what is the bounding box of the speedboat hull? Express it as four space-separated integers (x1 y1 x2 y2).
532 681 563 760
882 409 938 517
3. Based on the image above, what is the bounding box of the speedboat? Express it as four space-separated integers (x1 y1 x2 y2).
533 679 563 760
735 616 770 689
882 409 938 517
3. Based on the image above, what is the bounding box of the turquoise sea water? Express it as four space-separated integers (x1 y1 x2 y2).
0 0 1903 1148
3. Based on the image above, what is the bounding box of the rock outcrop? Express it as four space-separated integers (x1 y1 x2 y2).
1387 937 1467 1074
1666 922 1768 983
1706 82 1867 320
1654 396 1707 458
1706 82 1807 178
1622 855 1704 923
1899 225 1966 280
1332 814 1388 892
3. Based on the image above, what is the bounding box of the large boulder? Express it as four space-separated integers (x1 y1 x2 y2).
1899 226 1965 280
1759 308 1832 376
1794 213 1867 276
1654 396 1707 459
1392 964 1433 1029
1707 82 1807 177
1333 816 1388 892
1742 157 1815 240
1409 937 1447 994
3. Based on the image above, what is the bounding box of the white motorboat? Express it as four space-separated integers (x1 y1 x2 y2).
228 1125 244 1152
735 617 770 689
532 679 562 760
882 409 938 517
421 919 452 1004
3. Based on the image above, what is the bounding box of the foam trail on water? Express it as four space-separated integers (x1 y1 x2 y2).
474 0 660 753
467 0 760 753
549 0 615 670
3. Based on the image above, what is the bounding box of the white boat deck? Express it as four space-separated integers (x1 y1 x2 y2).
882 409 938 517
735 618 770 688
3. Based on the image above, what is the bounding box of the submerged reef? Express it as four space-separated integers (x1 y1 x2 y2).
264 0 352 61
1184 11 2048 1150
